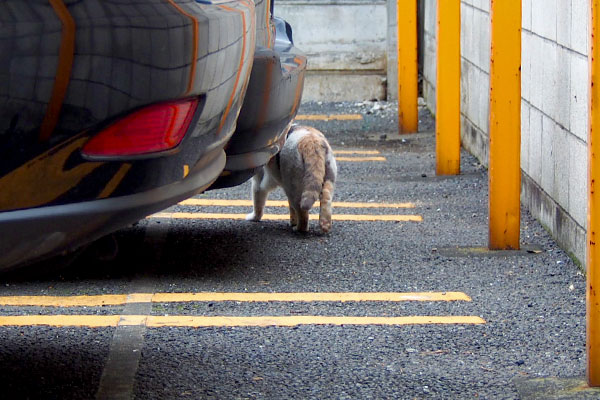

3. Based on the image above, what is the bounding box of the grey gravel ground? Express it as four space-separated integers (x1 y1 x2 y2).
0 101 588 399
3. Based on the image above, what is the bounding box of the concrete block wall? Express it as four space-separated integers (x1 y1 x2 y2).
422 0 438 115
422 0 589 263
277 0 388 101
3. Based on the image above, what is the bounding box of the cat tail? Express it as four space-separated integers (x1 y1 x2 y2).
298 135 327 211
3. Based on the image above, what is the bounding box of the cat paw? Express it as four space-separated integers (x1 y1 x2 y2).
320 218 332 233
293 225 308 234
320 222 332 233
245 212 261 222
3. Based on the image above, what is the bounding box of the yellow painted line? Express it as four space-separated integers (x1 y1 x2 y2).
314 201 414 209
333 150 380 155
336 156 387 162
0 294 128 307
0 315 486 327
295 114 363 121
0 292 467 307
0 315 121 328
151 291 471 303
127 293 154 303
118 315 148 326
150 213 423 222
179 199 415 209
147 315 486 327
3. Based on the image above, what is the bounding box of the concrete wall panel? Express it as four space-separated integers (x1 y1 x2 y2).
278 0 387 101
422 0 589 263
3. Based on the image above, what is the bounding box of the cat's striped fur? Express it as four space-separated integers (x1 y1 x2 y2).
245 125 337 233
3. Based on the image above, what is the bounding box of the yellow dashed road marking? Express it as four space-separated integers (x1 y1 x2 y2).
0 315 121 328
152 291 471 303
179 199 415 209
295 114 363 121
0 292 470 307
0 315 486 328
150 212 422 222
333 150 380 155
152 292 471 303
147 315 486 327
0 294 128 307
336 156 387 162
118 315 148 326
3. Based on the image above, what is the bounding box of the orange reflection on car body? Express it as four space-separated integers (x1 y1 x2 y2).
0 136 103 210
39 0 76 142
165 0 199 95
97 164 132 199
217 1 256 135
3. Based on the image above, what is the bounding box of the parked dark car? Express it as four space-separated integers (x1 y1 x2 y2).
0 0 306 269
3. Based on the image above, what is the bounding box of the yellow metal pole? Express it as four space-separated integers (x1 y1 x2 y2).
588 0 600 387
488 0 521 250
435 0 461 175
397 0 418 133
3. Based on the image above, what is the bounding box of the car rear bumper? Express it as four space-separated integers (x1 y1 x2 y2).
0 0 256 210
0 148 225 270
211 17 306 189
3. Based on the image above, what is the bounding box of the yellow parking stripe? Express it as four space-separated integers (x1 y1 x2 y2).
336 156 387 162
150 212 423 222
148 315 486 327
153 291 471 302
179 199 415 209
333 150 380 155
295 114 363 121
127 293 154 303
0 294 128 307
0 315 485 328
0 292 469 307
0 315 121 328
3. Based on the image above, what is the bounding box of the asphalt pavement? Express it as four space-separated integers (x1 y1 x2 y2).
0 101 592 399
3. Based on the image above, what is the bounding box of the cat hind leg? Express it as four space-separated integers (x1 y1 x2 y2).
319 180 334 233
246 171 277 222
295 209 310 233
288 202 298 227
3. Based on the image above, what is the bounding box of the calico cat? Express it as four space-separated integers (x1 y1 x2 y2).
245 125 337 233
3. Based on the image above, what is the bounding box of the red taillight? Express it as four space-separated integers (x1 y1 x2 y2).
82 98 199 157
